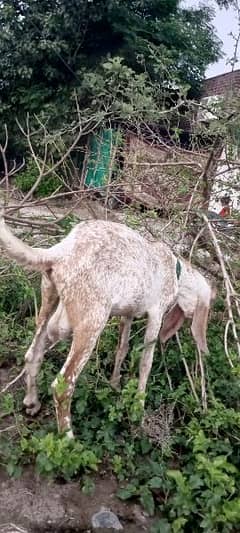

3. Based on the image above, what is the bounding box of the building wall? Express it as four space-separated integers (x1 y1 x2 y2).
203 70 240 97
209 148 240 213
202 71 240 213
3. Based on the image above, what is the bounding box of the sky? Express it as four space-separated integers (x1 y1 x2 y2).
182 0 240 78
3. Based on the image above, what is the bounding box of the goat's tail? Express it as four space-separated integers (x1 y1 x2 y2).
0 216 52 271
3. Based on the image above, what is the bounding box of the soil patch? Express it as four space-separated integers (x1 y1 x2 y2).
0 467 153 532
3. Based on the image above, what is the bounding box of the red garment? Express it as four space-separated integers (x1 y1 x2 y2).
219 206 230 217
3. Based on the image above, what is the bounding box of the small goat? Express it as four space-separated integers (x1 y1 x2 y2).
0 217 213 437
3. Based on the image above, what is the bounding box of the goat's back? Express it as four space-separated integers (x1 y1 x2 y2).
50 220 178 317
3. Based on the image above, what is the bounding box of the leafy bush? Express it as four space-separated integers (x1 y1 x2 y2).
0 262 39 316
162 429 240 532
15 160 62 197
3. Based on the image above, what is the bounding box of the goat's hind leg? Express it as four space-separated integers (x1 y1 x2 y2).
23 274 58 415
52 306 109 437
24 301 72 415
110 316 133 390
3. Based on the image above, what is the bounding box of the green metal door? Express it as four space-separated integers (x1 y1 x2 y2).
85 129 116 188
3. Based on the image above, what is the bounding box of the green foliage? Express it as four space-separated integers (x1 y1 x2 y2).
0 436 24 478
81 476 96 496
58 214 81 232
124 211 142 229
54 374 68 397
0 0 223 151
21 433 99 479
0 394 28 478
0 263 240 531
0 260 40 372
163 430 240 532
78 56 163 122
0 393 15 419
15 160 62 197
108 378 145 424
0 261 38 316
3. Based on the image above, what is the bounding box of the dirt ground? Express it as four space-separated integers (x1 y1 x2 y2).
0 467 154 532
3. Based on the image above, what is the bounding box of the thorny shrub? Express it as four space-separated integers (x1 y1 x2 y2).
0 258 240 532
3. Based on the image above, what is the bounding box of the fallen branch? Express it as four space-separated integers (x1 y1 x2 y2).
0 368 26 395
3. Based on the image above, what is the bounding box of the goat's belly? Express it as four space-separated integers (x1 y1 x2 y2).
110 302 146 318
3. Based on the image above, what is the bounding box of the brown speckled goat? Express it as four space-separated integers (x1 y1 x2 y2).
0 218 213 437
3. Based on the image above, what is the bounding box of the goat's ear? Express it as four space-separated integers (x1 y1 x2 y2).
160 304 185 343
191 300 210 354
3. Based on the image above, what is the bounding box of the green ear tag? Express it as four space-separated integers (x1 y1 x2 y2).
176 259 181 280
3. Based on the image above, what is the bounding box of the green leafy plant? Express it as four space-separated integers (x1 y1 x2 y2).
0 393 15 419
21 433 99 479
162 429 240 532
15 160 62 197
81 476 96 496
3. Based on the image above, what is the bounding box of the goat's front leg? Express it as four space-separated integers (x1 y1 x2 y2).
138 309 163 404
23 274 58 414
110 316 133 390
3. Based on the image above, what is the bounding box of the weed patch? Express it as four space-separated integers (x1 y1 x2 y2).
0 263 240 532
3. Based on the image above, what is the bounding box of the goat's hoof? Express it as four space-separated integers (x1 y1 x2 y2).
24 400 41 416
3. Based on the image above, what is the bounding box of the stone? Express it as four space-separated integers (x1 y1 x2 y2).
91 507 123 530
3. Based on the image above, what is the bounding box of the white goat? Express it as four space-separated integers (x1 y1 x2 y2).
0 217 213 437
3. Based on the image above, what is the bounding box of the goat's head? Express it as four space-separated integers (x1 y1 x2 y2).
160 264 215 354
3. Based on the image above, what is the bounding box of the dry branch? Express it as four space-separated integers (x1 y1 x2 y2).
176 333 200 405
0 368 26 395
202 213 240 361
